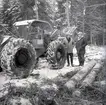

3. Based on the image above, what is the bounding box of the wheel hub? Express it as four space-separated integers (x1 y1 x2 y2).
17 53 28 65
56 51 62 60
15 48 29 67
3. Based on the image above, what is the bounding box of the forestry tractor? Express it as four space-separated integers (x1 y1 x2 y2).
0 19 67 78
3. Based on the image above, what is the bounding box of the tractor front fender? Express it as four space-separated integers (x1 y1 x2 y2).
0 35 12 52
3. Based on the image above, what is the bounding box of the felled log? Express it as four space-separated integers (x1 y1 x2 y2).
37 84 58 105
81 62 103 88
0 73 43 100
52 67 80 89
1 67 80 100
64 60 96 90
62 67 80 78
0 76 59 102
72 80 105 98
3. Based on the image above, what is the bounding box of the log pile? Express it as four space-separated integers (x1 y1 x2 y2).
52 67 80 87
72 61 104 97
64 60 96 90
81 62 103 88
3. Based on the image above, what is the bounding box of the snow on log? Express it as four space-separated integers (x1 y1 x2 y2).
53 67 79 81
0 76 59 101
81 62 103 88
64 60 96 90
52 67 80 88
62 67 80 78
0 77 41 100
38 84 58 104
0 67 79 100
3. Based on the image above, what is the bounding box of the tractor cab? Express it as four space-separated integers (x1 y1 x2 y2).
13 19 53 57
13 19 53 49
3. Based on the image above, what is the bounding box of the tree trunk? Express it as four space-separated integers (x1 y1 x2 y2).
66 0 70 27
35 0 39 19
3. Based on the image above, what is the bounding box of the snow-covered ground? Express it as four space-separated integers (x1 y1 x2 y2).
0 45 105 105
32 45 106 79
32 59 78 79
85 45 106 61
0 45 105 82
0 45 105 85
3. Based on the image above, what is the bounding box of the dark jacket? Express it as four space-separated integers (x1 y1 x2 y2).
76 37 87 53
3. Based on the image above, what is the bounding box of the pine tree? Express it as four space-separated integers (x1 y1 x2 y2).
1 0 35 30
37 0 53 25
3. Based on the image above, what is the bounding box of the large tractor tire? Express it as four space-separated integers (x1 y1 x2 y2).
47 40 67 69
0 37 36 78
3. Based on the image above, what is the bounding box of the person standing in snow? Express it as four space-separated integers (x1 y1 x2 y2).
66 34 74 66
76 32 87 66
